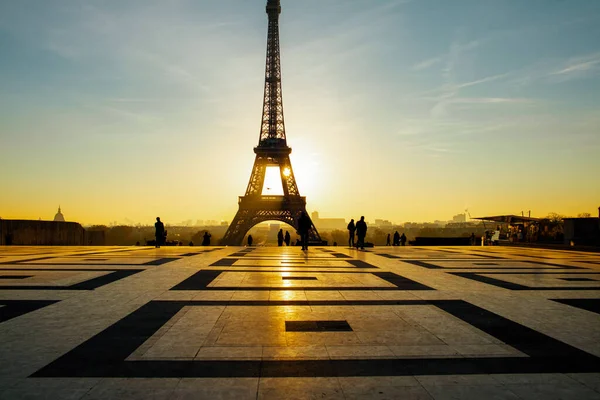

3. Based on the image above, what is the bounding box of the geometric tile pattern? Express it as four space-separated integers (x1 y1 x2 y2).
1 245 600 399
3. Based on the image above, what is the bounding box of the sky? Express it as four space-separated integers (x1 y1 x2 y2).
1 0 599 226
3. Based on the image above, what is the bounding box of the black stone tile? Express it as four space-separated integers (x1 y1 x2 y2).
0 269 143 290
402 260 444 269
31 299 600 378
377 254 401 259
282 277 317 281
525 260 587 270
450 272 600 290
561 277 597 282
346 260 378 269
0 256 54 265
169 269 432 291
404 259 587 270
372 272 435 290
434 300 599 359
210 258 237 266
223 264 361 269
63 270 144 290
552 299 600 315
0 300 60 323
331 253 351 259
171 270 222 290
285 320 352 332
0 275 31 279
143 258 180 266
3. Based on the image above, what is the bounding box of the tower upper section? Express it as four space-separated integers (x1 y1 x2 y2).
257 0 287 150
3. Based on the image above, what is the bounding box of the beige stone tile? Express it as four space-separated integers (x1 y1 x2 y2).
262 346 329 360
326 345 394 359
195 346 262 360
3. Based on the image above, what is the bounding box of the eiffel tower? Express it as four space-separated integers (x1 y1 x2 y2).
221 0 322 246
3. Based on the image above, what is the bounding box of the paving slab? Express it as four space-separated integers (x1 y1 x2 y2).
1 245 599 398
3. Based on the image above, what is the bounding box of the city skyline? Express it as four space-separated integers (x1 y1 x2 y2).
1 0 599 226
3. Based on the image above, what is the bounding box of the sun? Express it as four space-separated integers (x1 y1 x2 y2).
282 167 291 177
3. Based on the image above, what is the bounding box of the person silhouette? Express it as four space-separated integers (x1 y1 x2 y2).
202 231 211 246
297 211 311 250
277 229 284 246
247 235 253 246
347 219 356 248
356 216 367 250
154 217 165 248
393 231 400 246
284 231 291 246
386 233 391 246
400 233 407 246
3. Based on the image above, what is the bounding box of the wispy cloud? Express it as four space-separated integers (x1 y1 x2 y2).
451 73 508 90
412 57 442 71
550 52 600 79
451 97 531 104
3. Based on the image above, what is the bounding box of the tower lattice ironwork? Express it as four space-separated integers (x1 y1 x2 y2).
221 0 322 246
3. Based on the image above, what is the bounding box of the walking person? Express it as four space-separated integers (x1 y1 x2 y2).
347 219 356 248
393 231 400 246
284 231 291 246
386 233 391 246
247 235 253 246
400 233 407 246
297 211 311 251
154 217 165 248
356 216 367 250
277 229 284 246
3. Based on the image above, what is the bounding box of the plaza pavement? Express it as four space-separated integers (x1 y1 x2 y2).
0 244 599 399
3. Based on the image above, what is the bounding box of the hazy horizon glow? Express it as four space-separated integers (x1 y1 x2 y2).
1 0 599 226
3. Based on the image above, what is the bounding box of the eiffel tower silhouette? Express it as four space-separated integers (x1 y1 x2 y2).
221 0 322 246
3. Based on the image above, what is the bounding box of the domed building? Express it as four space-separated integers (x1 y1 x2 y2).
53 206 65 222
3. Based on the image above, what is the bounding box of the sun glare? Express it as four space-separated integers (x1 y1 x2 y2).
283 167 291 177
262 166 284 195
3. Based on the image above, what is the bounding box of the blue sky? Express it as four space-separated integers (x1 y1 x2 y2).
1 0 599 225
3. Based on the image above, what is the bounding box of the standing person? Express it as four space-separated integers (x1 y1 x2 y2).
247 235 253 246
347 219 356 248
297 211 311 251
393 231 400 246
277 229 284 246
202 231 211 246
386 233 391 246
356 216 367 250
154 217 165 248
284 231 291 246
400 233 407 246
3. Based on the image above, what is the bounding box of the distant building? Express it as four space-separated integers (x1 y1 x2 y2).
563 207 600 246
53 206 65 222
269 223 281 241
374 219 392 227
452 213 467 223
311 211 346 231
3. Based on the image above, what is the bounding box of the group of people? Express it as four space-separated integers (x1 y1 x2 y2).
154 217 211 248
347 216 368 250
247 211 311 250
277 229 292 246
387 231 407 246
